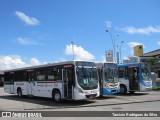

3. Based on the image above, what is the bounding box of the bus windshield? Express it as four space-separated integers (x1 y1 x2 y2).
76 67 98 90
104 68 119 83
141 63 151 81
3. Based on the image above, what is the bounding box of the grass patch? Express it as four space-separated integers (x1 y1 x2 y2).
152 86 160 90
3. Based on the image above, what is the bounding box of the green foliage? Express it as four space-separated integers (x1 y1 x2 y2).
152 86 160 90
145 56 160 65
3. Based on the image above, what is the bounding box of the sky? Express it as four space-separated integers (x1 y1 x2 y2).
0 0 160 70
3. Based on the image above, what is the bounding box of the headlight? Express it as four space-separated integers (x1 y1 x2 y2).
105 84 110 89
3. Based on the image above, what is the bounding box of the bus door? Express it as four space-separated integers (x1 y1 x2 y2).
128 67 139 91
99 68 103 96
27 70 34 95
62 67 74 99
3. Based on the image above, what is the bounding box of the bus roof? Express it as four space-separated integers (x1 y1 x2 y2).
96 62 117 68
4 60 94 72
117 62 144 67
0 71 4 74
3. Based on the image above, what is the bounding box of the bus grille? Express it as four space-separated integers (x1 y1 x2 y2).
85 94 97 99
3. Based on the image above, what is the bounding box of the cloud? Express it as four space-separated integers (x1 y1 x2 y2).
123 56 130 60
17 37 44 46
15 11 40 26
98 55 106 63
58 58 67 62
0 55 42 70
65 44 95 61
158 41 160 45
119 26 160 35
105 21 112 28
0 55 26 70
29 58 41 66
127 42 145 48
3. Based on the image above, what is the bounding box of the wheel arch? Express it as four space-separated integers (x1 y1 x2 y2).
120 84 127 94
17 87 22 94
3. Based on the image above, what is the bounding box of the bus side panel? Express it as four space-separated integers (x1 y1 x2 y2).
14 82 28 95
10 85 14 93
33 82 63 98
4 84 12 94
139 80 152 91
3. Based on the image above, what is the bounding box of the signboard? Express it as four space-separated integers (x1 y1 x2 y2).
106 50 113 62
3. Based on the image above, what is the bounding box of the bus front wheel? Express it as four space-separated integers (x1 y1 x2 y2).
52 90 61 102
120 85 127 94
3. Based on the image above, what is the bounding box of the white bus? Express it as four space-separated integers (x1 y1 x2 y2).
118 62 152 94
96 62 120 96
4 61 100 102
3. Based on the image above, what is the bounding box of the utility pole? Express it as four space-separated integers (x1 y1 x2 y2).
105 29 119 63
71 41 75 61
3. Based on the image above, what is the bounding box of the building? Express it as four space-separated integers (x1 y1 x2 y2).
134 45 144 56
106 50 113 62
139 49 160 86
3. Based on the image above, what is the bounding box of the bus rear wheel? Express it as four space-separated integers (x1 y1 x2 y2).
120 85 127 94
17 88 23 98
52 90 61 102
129 91 135 94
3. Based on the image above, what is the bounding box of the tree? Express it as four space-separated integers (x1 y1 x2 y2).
145 58 158 65
145 56 160 72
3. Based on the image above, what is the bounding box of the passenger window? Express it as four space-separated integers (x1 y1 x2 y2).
118 68 126 78
35 68 46 81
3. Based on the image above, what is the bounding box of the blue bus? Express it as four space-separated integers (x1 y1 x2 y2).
118 62 152 94
96 62 120 96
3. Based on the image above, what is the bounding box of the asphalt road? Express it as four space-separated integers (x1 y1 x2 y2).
0 87 160 120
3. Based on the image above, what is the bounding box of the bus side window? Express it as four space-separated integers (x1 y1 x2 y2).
35 68 46 81
15 71 26 81
53 67 62 81
47 67 54 81
4 72 10 83
158 70 160 78
10 73 15 83
118 68 126 78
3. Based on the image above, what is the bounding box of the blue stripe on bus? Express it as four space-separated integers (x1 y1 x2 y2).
103 88 120 95
140 79 152 87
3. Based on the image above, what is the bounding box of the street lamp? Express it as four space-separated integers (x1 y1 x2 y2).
105 29 118 63
119 41 124 63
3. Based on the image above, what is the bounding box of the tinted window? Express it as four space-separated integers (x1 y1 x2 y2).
35 68 46 81
118 68 126 78
15 71 26 81
4 72 10 82
76 62 95 67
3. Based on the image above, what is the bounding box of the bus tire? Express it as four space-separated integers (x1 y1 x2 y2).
17 88 23 98
52 90 61 102
120 85 127 94
129 91 135 94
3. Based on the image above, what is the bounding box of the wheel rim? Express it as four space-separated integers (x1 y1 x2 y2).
18 90 22 97
54 93 60 101
120 87 125 93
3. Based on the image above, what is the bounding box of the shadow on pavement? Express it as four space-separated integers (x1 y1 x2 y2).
115 92 149 96
0 94 96 108
0 92 158 110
